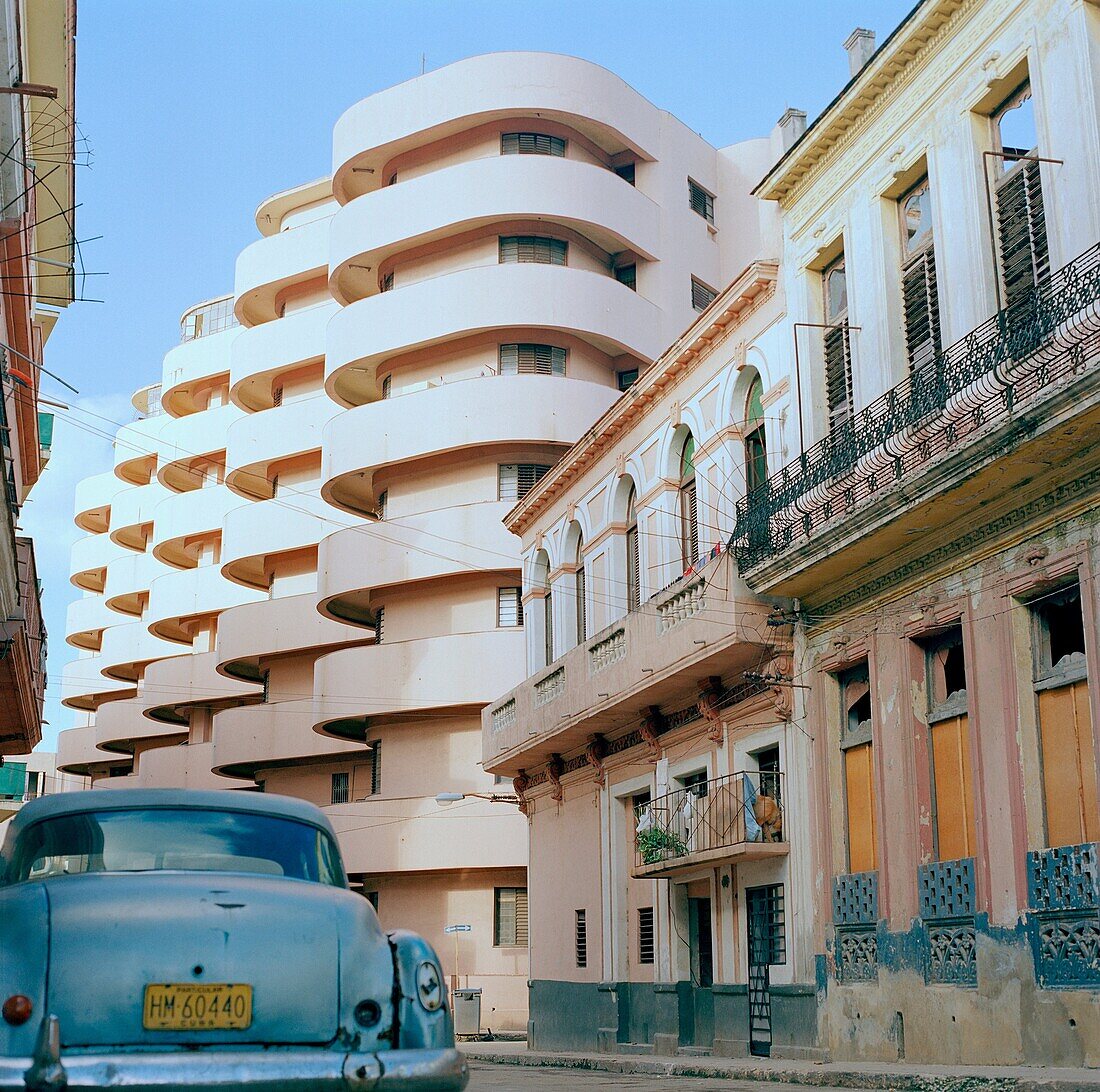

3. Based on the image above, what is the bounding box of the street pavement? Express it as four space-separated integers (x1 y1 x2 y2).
467 1061 849 1090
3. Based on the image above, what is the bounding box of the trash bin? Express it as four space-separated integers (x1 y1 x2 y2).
452 987 482 1038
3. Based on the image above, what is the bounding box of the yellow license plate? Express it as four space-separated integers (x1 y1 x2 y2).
143 983 253 1030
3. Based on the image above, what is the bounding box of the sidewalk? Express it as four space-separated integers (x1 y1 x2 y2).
461 1040 1100 1091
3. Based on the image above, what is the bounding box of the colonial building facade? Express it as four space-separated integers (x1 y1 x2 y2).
55 54 774 1032
485 0 1100 1066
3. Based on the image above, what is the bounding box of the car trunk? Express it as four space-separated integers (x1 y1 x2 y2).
46 871 341 1047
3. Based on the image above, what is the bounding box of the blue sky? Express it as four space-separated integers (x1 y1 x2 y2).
23 0 914 750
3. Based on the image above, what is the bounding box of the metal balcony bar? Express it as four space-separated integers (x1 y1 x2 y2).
732 242 1100 571
634 770 784 876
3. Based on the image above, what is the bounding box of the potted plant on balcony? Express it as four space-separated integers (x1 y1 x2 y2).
637 827 688 864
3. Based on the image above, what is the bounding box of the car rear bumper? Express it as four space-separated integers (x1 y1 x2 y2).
0 1039 468 1091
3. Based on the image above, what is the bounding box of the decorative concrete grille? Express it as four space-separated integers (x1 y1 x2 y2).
919 857 976 919
657 578 706 633
835 926 878 982
534 667 565 707
1027 842 1100 987
833 871 879 926
927 923 977 986
588 629 626 674
491 699 516 733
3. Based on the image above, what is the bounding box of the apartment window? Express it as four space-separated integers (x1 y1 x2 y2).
691 276 717 313
614 162 636 186
822 253 853 431
381 375 391 399
370 741 382 796
499 235 567 266
839 662 876 873
498 463 552 502
993 82 1049 311
625 484 640 613
380 271 394 293
617 368 639 392
270 474 280 498
688 179 715 223
331 771 350 805
678 433 699 569
374 606 384 644
498 343 566 377
637 906 655 964
1031 585 1097 848
575 910 588 968
260 670 271 703
746 884 786 965
272 384 283 408
744 374 767 494
376 490 387 520
501 131 565 157
494 887 529 946
922 628 975 862
497 587 523 627
900 177 941 373
754 745 781 806
614 263 637 291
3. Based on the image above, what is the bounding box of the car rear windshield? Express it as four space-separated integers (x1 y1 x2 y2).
6 808 346 886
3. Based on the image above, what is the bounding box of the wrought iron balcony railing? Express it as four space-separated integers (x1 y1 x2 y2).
732 242 1100 572
633 770 785 877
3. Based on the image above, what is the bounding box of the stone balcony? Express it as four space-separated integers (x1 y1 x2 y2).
483 551 777 776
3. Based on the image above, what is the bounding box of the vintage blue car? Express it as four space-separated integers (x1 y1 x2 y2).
0 789 468 1090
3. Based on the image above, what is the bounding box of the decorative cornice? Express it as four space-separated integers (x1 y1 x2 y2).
755 0 974 205
505 260 779 537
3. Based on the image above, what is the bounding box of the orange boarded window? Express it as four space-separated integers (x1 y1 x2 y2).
1032 587 1097 848
924 629 977 862
839 664 876 873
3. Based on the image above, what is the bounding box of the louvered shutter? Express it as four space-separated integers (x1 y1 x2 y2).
499 463 551 501
688 180 714 223
374 606 383 644
502 132 565 156
515 888 529 946
545 589 554 665
996 160 1050 311
370 741 382 796
637 907 655 964
499 344 566 376
376 490 387 520
575 910 588 968
626 525 640 612
902 248 941 372
691 277 716 312
381 376 391 399
499 236 567 265
497 587 523 627
272 385 283 407
681 481 698 568
824 325 853 429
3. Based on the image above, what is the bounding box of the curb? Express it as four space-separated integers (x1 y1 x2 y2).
462 1048 1100 1091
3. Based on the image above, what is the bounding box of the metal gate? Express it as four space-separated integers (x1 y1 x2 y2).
747 885 781 1057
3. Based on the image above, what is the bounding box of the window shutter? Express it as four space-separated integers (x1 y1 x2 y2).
688 180 715 223
380 271 394 292
824 325 853 430
499 235 567 266
691 277 716 312
681 481 698 567
575 910 588 968
376 490 387 520
996 160 1050 311
502 132 565 156
374 606 384 644
370 741 382 796
494 887 527 946
626 525 640 612
902 248 941 373
575 566 586 643
515 888 529 946
272 385 283 407
498 587 523 627
545 589 554 665
498 463 552 501
637 906 655 964
261 670 270 703
499 344 566 377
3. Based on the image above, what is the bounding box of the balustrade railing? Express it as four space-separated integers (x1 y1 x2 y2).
657 576 707 633
534 666 566 707
732 243 1100 572
588 628 626 673
634 770 784 873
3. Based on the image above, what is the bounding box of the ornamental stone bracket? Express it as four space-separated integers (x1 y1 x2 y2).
546 754 565 802
639 705 665 762
585 733 608 786
697 676 725 743
512 770 531 816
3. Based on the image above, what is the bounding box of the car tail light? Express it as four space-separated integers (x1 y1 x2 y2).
2 995 32 1026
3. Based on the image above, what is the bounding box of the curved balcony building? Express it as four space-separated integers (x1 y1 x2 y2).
58 52 773 1036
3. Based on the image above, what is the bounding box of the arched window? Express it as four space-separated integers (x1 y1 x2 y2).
574 534 586 645
625 485 640 613
744 375 767 494
678 433 698 569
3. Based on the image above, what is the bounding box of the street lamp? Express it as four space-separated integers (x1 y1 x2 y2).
434 791 520 806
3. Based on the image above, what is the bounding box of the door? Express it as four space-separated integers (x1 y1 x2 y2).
746 886 774 1057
